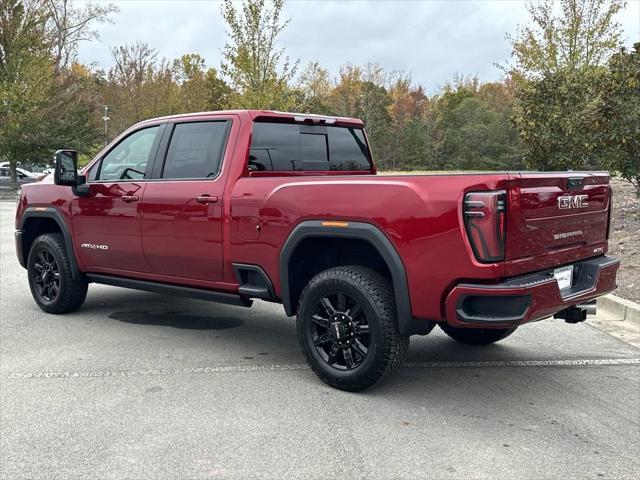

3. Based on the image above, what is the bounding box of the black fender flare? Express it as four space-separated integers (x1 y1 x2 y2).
18 207 82 280
279 220 429 336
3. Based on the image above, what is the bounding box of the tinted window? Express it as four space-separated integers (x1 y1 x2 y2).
162 121 228 179
250 122 371 172
327 127 371 171
97 126 160 181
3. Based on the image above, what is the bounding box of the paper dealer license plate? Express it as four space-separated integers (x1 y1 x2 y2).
553 265 574 291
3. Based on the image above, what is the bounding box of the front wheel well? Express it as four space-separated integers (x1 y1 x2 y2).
287 237 392 313
21 217 63 264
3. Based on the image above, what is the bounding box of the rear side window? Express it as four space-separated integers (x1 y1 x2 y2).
249 122 371 172
162 121 229 179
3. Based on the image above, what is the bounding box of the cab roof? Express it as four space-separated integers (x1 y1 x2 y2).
137 110 364 128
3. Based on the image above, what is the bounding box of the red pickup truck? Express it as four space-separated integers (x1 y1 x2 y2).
15 110 619 391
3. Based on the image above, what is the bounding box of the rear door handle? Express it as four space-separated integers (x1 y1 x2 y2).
121 195 139 203
196 195 218 204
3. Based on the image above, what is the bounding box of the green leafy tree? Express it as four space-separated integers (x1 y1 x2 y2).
1 0 114 185
508 0 626 171
220 0 297 109
429 79 523 171
508 0 625 79
513 67 606 170
357 81 392 169
173 53 232 111
598 43 640 193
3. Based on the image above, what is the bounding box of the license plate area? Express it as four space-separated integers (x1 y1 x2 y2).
553 265 574 291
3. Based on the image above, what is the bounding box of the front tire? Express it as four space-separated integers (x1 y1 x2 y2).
297 266 409 391
27 233 88 314
439 323 517 346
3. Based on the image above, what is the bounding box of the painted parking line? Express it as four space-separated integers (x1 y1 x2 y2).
6 358 640 380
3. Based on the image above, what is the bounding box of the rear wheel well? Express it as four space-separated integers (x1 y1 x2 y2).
21 217 63 264
287 237 392 313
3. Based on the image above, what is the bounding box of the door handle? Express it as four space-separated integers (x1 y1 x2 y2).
121 195 139 203
196 195 218 204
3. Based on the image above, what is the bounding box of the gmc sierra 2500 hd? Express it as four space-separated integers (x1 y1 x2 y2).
15 110 619 391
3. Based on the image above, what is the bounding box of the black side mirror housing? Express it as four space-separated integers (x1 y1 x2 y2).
54 149 89 196
54 149 78 186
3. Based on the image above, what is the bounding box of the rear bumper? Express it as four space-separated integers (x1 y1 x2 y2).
444 255 619 328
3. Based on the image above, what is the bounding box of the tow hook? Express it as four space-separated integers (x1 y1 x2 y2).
554 300 597 324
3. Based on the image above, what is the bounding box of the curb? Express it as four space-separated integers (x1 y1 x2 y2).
597 294 640 329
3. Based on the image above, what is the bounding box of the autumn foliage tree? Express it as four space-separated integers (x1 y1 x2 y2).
220 0 297 110
0 0 637 189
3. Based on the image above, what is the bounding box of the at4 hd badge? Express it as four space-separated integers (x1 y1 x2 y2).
81 243 109 250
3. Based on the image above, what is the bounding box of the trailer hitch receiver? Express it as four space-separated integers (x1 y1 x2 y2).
554 301 597 324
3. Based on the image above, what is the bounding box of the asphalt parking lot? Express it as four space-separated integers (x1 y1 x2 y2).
1 200 639 480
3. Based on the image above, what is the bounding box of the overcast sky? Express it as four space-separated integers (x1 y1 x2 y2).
78 0 640 93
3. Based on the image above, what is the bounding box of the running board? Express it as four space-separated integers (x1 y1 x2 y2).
86 274 252 307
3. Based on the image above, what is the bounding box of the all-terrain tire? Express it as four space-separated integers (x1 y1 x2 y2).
297 266 409 391
27 233 88 314
439 323 517 346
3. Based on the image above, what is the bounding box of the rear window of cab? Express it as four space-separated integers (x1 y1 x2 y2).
249 122 372 172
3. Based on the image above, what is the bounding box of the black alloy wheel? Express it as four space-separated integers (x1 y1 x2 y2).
297 266 409 391
32 249 61 302
310 291 371 370
27 233 88 314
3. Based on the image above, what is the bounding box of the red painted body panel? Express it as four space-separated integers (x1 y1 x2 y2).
445 258 619 328
229 174 511 321
74 182 149 271
15 110 617 328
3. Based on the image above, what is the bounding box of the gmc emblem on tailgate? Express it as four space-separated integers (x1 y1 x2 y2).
557 194 589 210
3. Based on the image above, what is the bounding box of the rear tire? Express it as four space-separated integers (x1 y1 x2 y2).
297 266 409 392
27 233 88 314
439 323 517 346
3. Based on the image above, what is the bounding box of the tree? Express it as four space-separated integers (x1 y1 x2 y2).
357 81 392 169
508 0 625 79
102 42 170 135
513 67 606 170
0 0 115 186
327 64 362 117
388 75 431 170
43 0 118 73
220 0 297 109
173 53 232 111
0 0 57 183
598 43 640 193
508 0 626 171
297 61 332 113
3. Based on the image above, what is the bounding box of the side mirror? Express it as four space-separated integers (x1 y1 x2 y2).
54 150 78 186
54 149 89 196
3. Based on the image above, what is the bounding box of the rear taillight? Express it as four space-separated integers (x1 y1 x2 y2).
606 186 613 240
464 190 506 263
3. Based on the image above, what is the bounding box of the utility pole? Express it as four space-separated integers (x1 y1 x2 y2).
102 105 111 147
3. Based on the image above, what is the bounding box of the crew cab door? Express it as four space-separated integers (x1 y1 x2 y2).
73 125 163 272
139 119 232 282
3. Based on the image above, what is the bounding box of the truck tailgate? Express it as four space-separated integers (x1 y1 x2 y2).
505 172 610 274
